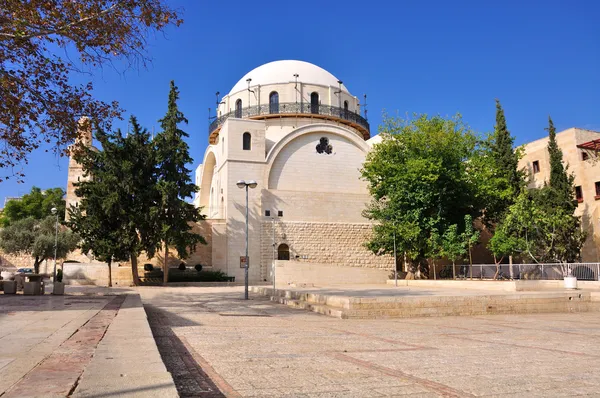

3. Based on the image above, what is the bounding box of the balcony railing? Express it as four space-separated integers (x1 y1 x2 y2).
209 102 370 138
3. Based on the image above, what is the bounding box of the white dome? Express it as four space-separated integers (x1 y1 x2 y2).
228 60 349 95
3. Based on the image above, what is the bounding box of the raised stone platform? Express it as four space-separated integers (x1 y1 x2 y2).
251 284 600 319
386 278 600 291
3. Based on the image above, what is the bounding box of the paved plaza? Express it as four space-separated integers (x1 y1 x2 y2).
3 285 600 397
140 286 600 397
0 289 177 398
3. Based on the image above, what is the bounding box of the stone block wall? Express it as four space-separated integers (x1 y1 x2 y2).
260 221 394 281
273 260 390 286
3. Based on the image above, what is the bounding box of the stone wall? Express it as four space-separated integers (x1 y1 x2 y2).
260 221 394 281
273 260 390 287
62 262 133 286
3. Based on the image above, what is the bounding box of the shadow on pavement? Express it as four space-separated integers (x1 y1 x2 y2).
145 304 225 398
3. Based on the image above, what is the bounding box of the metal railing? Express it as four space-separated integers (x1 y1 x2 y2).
209 102 370 135
435 263 600 281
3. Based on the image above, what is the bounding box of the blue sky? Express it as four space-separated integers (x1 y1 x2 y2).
2 0 599 200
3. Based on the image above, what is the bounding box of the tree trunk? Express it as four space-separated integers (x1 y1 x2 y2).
107 258 113 287
509 255 514 280
163 244 169 285
452 261 456 279
33 257 41 274
130 254 140 286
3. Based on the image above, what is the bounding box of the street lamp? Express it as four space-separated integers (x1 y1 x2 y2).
51 207 59 282
236 179 257 300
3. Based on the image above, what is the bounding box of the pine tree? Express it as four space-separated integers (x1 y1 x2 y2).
491 99 523 199
546 116 577 212
155 81 206 284
69 117 160 286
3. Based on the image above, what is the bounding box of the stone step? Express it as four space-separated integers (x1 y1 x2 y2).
269 296 345 318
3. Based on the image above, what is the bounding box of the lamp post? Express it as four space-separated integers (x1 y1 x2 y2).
236 179 257 300
51 207 59 282
271 215 279 290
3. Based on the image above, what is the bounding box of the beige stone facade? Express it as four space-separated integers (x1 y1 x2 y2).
519 127 600 262
195 60 393 284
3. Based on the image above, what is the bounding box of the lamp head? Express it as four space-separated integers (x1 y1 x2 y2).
51 207 57 215
236 180 246 189
247 180 258 189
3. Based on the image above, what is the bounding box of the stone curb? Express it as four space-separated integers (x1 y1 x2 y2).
72 294 178 398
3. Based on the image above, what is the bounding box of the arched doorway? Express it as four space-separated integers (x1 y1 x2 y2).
277 244 290 260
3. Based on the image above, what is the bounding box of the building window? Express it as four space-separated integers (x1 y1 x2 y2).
575 186 583 203
235 99 242 118
277 244 290 260
277 210 283 217
310 92 319 114
532 160 540 174
243 132 251 150
595 182 600 199
265 210 271 217
269 91 279 114
582 151 589 161
316 137 333 154
343 100 349 119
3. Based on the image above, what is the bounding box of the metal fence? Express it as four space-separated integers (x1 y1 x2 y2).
434 263 600 281
209 102 370 136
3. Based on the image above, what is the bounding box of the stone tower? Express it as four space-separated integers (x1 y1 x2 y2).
65 117 93 220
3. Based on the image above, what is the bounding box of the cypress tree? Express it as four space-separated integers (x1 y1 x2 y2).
546 116 577 212
155 81 206 284
491 99 522 199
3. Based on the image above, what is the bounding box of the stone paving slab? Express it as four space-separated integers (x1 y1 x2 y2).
139 286 600 397
0 291 177 398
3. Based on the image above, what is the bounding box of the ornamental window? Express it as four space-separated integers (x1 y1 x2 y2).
316 137 332 154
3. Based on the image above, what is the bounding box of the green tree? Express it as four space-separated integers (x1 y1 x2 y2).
473 100 525 228
461 214 480 267
546 116 577 212
491 100 523 199
361 114 481 276
154 81 206 284
1 0 182 182
0 216 78 273
69 116 159 285
0 187 65 226
441 224 466 279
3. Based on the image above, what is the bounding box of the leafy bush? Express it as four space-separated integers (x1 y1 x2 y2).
178 262 186 271
144 263 154 272
168 269 232 282
56 268 63 282
194 264 203 272
439 265 454 279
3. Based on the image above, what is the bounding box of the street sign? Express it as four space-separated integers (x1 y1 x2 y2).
240 256 248 268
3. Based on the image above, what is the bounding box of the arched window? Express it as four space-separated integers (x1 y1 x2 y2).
243 132 251 151
277 244 290 261
235 99 242 118
269 91 279 114
343 100 349 119
310 92 319 114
